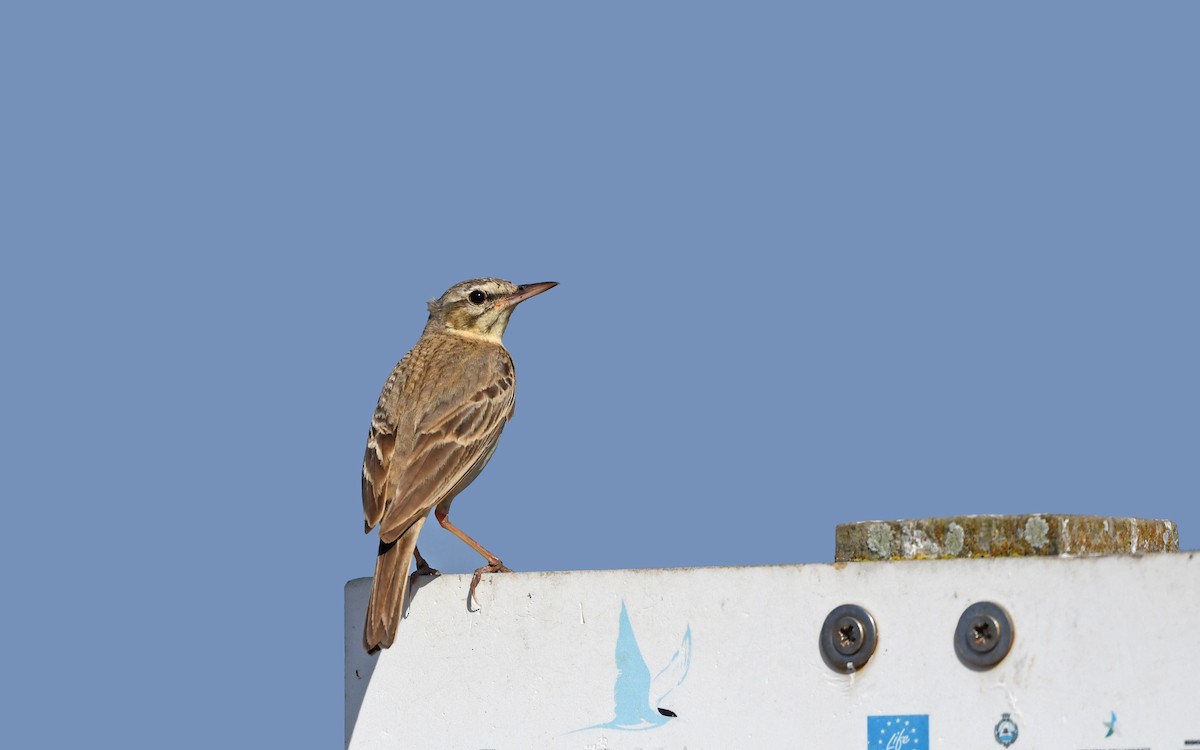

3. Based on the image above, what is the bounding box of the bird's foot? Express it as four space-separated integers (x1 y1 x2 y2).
413 547 440 577
468 562 514 607
413 561 441 578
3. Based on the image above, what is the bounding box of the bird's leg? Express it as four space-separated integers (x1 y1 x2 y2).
434 508 513 605
412 545 440 577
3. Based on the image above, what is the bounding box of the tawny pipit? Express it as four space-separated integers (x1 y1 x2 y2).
361 278 556 652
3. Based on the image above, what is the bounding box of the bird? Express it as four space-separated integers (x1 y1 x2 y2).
360 277 557 653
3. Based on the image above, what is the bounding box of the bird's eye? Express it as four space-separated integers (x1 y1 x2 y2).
468 289 487 305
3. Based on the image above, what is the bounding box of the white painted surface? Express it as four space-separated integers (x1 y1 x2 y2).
346 553 1199 749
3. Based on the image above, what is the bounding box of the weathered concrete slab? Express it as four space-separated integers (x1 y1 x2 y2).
835 513 1177 561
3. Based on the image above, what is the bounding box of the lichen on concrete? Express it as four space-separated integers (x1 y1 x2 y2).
834 514 1179 562
1023 516 1050 549
944 523 965 556
865 523 895 559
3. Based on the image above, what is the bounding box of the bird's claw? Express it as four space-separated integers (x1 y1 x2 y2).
469 562 514 607
414 563 441 578
412 548 439 578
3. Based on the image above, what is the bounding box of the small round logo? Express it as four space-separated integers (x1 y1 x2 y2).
994 713 1018 747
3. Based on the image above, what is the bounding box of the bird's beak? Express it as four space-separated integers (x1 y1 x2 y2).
497 281 558 309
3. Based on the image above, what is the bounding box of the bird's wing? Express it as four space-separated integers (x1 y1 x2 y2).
651 625 692 705
362 360 408 533
373 344 515 543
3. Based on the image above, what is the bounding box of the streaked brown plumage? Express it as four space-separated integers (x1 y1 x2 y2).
361 278 556 652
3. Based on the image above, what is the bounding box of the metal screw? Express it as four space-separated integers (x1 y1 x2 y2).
820 604 877 673
968 615 999 653
834 616 864 655
955 601 1014 670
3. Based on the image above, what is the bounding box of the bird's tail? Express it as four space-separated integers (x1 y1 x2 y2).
364 516 426 653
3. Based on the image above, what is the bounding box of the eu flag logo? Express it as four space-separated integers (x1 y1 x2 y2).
868 714 929 750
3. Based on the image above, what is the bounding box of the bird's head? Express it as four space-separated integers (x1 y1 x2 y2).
426 278 558 342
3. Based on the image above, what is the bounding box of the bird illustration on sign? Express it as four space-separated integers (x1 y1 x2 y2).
575 601 692 732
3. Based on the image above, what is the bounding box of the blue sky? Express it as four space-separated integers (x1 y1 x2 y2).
3 3 1197 747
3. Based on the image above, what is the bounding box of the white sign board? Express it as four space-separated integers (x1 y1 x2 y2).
346 553 1199 749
